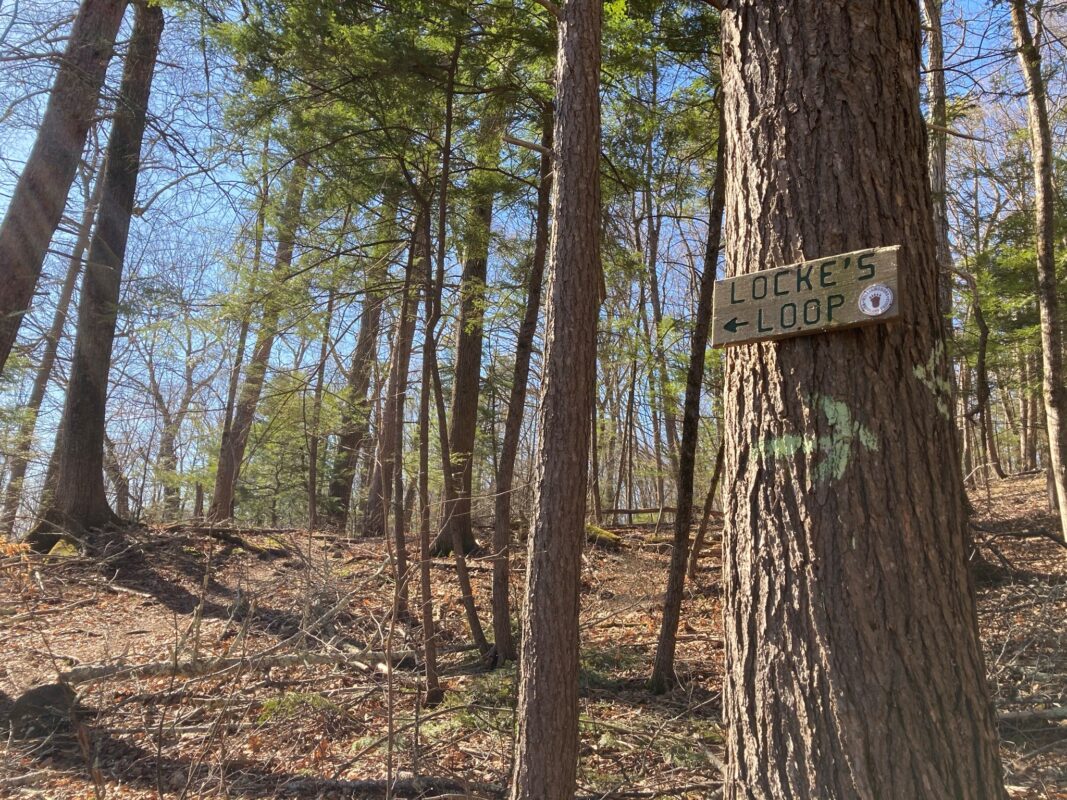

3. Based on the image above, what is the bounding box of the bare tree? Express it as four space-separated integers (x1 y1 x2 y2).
30 1 163 548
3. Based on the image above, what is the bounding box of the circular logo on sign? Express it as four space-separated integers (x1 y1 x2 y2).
858 283 894 317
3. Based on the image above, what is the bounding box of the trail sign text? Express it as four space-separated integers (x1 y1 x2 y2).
711 245 900 347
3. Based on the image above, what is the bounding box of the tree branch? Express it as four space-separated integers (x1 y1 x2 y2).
531 0 563 21
927 122 991 144
503 134 555 160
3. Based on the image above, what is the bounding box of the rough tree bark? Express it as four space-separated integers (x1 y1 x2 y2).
491 103 553 666
0 0 127 375
510 0 602 796
30 2 163 548
718 1 1005 797
1 164 102 537
650 95 726 693
1010 0 1067 542
206 158 308 522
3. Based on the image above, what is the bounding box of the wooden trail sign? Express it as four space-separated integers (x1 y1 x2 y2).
711 245 901 348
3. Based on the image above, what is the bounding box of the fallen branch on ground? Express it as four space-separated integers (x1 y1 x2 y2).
998 706 1067 724
59 648 418 685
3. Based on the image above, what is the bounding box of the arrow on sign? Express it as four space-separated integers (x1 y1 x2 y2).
723 317 748 334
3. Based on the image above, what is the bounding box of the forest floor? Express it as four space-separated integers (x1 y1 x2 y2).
0 474 1064 799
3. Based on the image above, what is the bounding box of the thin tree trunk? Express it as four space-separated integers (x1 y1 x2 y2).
433 180 494 556
206 158 308 522
307 291 334 530
491 104 553 666
972 291 1006 479
363 217 420 538
719 1 1005 796
1022 349 1039 471
511 1 602 796
590 397 602 524
218 137 270 506
103 433 130 518
417 279 443 707
28 3 162 550
650 100 726 692
686 438 725 580
325 201 396 529
923 0 954 326
0 0 127 374
998 370 1019 475
1 165 102 537
1010 0 1067 541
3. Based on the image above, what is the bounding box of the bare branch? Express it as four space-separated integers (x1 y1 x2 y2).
503 133 555 160
927 122 992 143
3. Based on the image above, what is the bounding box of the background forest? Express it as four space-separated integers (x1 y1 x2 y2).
0 0 1065 798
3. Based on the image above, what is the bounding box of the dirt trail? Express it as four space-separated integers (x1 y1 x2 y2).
0 475 1063 798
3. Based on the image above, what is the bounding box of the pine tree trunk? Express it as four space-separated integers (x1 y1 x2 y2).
650 98 726 692
1 166 102 537
29 2 163 548
491 104 553 665
0 0 126 374
719 2 1005 797
206 158 307 522
1010 0 1067 542
510 1 602 796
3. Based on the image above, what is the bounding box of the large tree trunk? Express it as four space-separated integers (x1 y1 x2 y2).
206 159 308 522
29 2 163 549
718 2 1005 798
1 165 102 537
650 101 726 692
510 1 602 797
1010 0 1067 542
491 103 553 666
0 0 127 375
